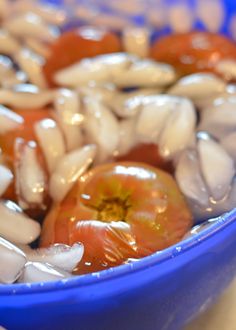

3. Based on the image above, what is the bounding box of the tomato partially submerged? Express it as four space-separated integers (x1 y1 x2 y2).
117 143 173 173
150 32 236 76
43 26 122 86
0 107 51 202
41 162 192 274
0 107 52 160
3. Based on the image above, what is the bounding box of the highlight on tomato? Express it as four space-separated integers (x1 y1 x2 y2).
150 31 236 76
41 162 193 274
0 107 51 205
0 107 52 160
43 26 122 86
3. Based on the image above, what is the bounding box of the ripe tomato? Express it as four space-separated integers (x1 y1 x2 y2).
43 26 122 86
0 108 51 203
116 143 173 173
0 107 52 160
150 32 236 76
41 162 193 274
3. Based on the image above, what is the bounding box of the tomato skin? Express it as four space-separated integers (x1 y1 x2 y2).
116 143 173 173
0 108 52 160
0 108 51 206
72 220 139 274
41 162 193 274
150 32 236 76
43 26 122 86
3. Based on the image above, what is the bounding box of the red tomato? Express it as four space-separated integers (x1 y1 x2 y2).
116 143 173 173
43 26 122 86
0 107 52 160
150 32 236 76
41 162 193 274
0 108 51 203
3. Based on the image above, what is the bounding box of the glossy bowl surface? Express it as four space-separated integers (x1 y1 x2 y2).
1 209 236 330
1 1 236 329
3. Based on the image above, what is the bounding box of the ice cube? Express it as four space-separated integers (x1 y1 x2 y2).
18 261 72 283
26 243 84 272
0 200 40 244
0 237 26 284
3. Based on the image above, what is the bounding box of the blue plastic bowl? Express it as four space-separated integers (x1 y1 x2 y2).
1 1 236 329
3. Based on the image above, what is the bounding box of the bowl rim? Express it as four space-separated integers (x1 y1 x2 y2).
1 207 236 295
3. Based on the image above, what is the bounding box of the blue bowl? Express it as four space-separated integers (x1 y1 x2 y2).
1 210 236 330
1 1 236 329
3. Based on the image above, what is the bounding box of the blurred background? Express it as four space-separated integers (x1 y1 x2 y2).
44 0 236 38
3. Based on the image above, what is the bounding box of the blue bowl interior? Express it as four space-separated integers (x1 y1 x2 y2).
2 2 236 330
1 0 236 292
42 0 236 38
1 208 236 295
0 0 236 330
2 208 236 330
